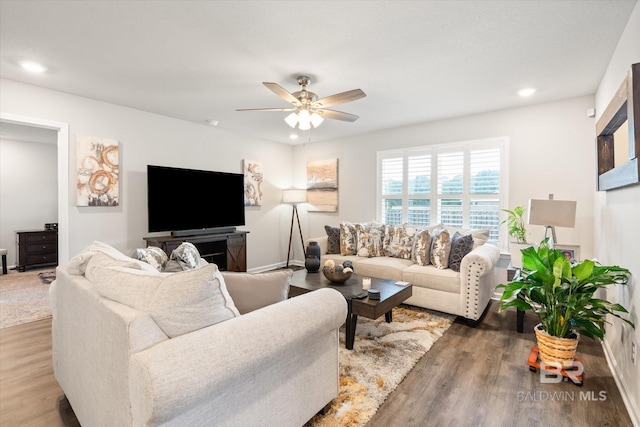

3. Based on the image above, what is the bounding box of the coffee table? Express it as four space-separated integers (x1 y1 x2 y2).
289 270 413 350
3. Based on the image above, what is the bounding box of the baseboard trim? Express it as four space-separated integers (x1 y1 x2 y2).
247 260 304 274
602 339 640 427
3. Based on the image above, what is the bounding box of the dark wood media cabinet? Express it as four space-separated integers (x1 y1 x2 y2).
144 231 248 272
16 229 59 272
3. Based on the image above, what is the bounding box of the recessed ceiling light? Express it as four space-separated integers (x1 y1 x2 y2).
206 119 219 126
20 61 47 73
518 87 537 97
289 134 299 140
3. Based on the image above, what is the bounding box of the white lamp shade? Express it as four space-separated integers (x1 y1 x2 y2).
282 188 307 204
528 199 577 228
284 112 298 128
310 112 324 127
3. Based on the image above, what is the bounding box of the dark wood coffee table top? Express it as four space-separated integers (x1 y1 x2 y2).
289 270 413 349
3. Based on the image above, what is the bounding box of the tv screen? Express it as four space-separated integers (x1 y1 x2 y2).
147 165 245 234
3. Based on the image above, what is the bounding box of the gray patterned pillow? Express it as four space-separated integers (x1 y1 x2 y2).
169 242 205 271
356 224 385 257
339 221 357 255
324 225 340 254
430 228 451 269
411 229 432 266
131 246 169 271
383 224 417 259
448 232 474 272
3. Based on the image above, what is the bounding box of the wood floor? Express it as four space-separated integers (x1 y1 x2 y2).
0 302 633 426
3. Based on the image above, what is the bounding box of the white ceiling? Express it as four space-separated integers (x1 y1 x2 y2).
0 1 636 145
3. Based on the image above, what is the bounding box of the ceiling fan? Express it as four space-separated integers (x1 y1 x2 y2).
236 76 366 130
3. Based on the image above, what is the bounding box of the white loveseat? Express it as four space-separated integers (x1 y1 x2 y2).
311 224 500 323
50 242 347 427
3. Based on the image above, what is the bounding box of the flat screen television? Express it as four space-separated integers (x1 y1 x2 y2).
147 165 245 236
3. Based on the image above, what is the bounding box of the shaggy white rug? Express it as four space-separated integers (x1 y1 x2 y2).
306 305 455 427
0 269 53 328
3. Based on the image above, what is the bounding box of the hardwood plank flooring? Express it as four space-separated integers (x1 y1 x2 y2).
368 301 633 427
0 302 633 426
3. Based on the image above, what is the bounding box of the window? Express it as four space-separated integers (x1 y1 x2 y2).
378 138 508 248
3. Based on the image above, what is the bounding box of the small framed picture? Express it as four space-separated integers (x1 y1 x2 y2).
555 244 580 262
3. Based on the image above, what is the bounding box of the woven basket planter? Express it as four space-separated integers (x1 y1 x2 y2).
534 323 580 368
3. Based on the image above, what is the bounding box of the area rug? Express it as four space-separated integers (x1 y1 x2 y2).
306 305 455 427
0 269 54 328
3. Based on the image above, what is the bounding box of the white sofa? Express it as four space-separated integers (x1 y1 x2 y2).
311 230 500 323
50 243 347 427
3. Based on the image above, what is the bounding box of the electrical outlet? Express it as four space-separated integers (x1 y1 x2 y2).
632 342 637 366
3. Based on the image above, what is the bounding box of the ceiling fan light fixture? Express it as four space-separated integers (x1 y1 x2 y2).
285 112 298 128
298 109 311 130
310 112 324 128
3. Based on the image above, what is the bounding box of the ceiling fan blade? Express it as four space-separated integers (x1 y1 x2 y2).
313 89 366 108
315 109 360 122
235 107 296 112
263 82 300 105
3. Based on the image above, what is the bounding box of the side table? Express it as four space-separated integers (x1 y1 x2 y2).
507 264 525 333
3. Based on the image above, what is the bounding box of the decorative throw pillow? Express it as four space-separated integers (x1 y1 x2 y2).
339 221 357 255
411 228 433 266
383 224 417 259
445 227 490 249
355 224 385 257
448 232 474 272
324 225 341 254
169 242 205 271
430 227 452 269
90 264 240 338
131 246 169 271
68 240 157 275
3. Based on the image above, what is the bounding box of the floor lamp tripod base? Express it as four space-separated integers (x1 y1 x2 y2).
286 204 306 269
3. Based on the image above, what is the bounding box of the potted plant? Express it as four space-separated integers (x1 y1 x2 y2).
501 205 530 268
496 239 635 368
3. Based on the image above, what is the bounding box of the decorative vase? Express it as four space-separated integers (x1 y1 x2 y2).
534 323 580 369
305 241 321 273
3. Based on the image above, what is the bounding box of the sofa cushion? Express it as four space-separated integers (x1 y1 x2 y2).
430 227 451 269
89 264 240 338
411 228 432 266
324 225 341 254
339 221 358 255
402 264 461 294
355 223 385 257
355 257 414 281
448 232 474 272
131 246 169 271
222 270 293 314
383 224 418 259
68 240 157 275
445 227 490 249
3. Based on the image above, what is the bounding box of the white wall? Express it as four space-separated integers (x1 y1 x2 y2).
294 95 597 263
0 79 295 271
594 2 640 424
0 138 58 266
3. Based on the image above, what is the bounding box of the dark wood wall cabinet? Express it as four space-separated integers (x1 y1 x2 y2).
144 231 248 272
16 229 59 272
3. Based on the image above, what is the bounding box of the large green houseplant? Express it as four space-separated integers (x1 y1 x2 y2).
501 205 530 268
496 239 634 365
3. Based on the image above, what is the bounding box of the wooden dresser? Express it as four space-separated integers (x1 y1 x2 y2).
16 229 58 272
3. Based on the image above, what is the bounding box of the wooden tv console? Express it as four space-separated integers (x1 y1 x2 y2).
144 231 248 272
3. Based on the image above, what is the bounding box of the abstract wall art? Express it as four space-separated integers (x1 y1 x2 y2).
307 158 338 212
76 134 119 206
243 159 263 206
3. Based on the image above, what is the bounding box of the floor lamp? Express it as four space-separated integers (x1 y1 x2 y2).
527 197 577 245
283 189 307 268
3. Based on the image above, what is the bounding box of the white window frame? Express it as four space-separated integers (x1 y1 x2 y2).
377 137 510 251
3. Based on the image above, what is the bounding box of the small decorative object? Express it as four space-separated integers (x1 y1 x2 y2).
496 238 634 367
367 289 381 300
304 241 321 273
322 259 353 284
362 277 372 289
